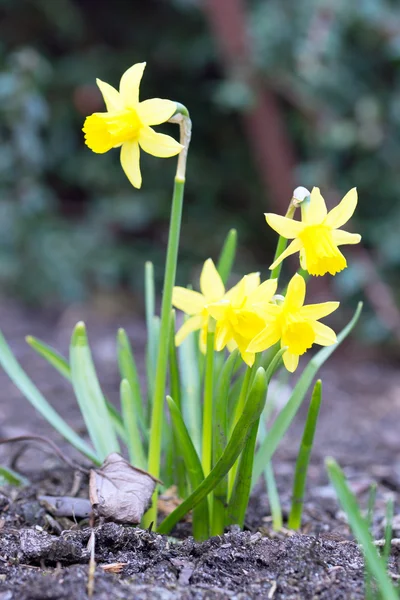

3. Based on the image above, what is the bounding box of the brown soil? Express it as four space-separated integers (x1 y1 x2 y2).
0 298 400 599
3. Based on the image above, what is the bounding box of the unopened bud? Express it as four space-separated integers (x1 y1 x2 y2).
292 186 311 205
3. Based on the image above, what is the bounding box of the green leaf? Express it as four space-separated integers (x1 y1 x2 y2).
0 465 29 486
288 379 322 530
117 328 146 435
178 330 202 455
145 261 157 402
217 228 237 285
158 367 268 535
120 379 146 469
27 334 127 444
252 302 362 488
0 330 99 464
167 395 209 540
70 322 120 461
26 335 70 379
326 458 398 600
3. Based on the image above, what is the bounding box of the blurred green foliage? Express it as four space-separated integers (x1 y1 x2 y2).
0 0 399 317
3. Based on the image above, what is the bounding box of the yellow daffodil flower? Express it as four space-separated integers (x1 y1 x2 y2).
83 62 183 188
207 275 277 367
247 273 339 372
172 259 226 349
266 187 361 276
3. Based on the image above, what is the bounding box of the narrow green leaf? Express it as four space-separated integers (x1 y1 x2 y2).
326 458 398 600
211 349 239 535
365 483 377 600
179 330 202 455
120 379 146 469
26 335 127 443
217 228 237 285
167 395 209 540
0 465 29 486
383 497 394 568
288 380 322 530
26 336 70 379
117 328 146 434
70 322 120 461
145 261 157 401
264 462 283 531
227 348 285 528
158 367 268 535
252 302 362 488
0 330 99 463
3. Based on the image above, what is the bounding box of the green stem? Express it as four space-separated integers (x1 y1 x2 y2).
201 324 215 477
288 380 322 530
270 203 297 282
144 177 185 527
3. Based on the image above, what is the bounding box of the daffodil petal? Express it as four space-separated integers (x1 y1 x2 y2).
138 126 183 157
172 287 205 315
240 349 255 367
175 315 204 346
137 98 177 126
199 324 207 354
325 188 358 229
265 213 304 239
215 323 232 351
299 248 307 270
200 258 225 301
284 273 306 310
299 301 340 321
305 187 327 224
246 325 280 354
282 350 299 373
269 238 302 271
225 273 260 306
247 279 278 306
120 141 142 188
207 301 229 321
312 321 338 346
96 79 123 112
331 229 362 246
119 62 146 107
227 339 238 352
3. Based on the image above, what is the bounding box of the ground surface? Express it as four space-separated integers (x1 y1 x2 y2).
0 298 400 599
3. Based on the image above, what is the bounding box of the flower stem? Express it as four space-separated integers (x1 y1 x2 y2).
143 107 191 530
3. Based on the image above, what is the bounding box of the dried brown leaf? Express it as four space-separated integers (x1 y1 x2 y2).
89 453 159 524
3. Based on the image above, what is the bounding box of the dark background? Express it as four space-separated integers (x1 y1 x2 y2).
1 0 399 344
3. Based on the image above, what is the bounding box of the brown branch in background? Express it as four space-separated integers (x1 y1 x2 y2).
202 0 400 341
202 0 296 213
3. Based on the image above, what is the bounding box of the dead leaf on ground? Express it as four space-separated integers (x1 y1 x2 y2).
89 453 159 524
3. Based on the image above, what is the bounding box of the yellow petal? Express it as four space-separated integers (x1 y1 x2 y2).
83 113 114 153
284 273 306 310
225 273 260 307
312 321 337 346
247 279 278 306
138 126 183 157
175 315 204 346
120 141 141 188
200 258 225 301
215 322 232 351
246 324 280 354
239 349 255 367
304 187 327 224
96 79 123 112
269 238 302 271
207 300 229 321
299 301 340 321
331 229 362 246
325 188 358 230
282 350 299 373
299 248 307 270
137 98 177 126
119 62 146 107
199 324 207 354
172 287 205 315
227 339 238 352
265 213 303 239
